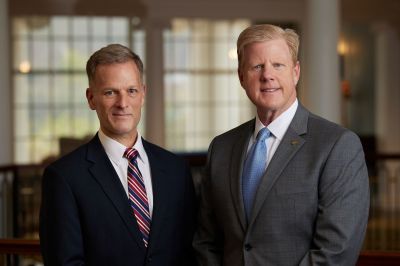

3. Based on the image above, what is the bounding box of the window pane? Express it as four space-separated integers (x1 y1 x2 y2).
14 108 31 138
191 40 209 70
33 109 52 138
54 108 73 136
92 17 108 36
132 30 146 61
111 18 128 37
72 74 87 104
14 139 31 164
71 41 89 70
73 108 97 138
53 40 70 70
33 75 50 104
51 16 69 37
29 17 50 37
72 17 88 37
214 42 231 70
14 74 30 104
13 38 29 70
32 39 49 70
92 39 110 53
13 17 28 36
32 137 52 163
110 37 128 46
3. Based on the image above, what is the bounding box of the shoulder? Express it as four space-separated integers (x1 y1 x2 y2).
309 111 358 136
142 139 188 167
212 119 254 145
304 110 363 152
44 136 96 176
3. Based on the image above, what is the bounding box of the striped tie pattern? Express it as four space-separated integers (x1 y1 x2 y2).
124 148 151 247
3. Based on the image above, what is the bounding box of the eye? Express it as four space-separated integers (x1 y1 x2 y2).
273 63 285 69
104 90 115 96
253 64 264 71
127 88 139 95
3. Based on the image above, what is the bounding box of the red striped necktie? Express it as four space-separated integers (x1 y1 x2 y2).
124 148 151 247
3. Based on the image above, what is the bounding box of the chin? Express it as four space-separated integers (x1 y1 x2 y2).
257 99 280 109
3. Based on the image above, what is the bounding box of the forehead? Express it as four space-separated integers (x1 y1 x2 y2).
243 38 291 61
92 61 141 83
90 62 142 90
95 61 139 75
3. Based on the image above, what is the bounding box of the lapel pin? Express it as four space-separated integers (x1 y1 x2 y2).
291 140 299 145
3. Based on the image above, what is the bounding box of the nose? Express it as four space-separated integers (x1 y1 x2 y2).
116 92 129 108
260 65 274 82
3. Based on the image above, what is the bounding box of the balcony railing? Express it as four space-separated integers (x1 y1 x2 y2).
1 239 400 266
0 152 400 265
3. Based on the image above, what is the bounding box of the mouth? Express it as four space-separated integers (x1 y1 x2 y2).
260 87 280 93
113 113 131 117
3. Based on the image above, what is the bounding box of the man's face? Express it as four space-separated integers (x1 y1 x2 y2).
86 61 145 144
238 38 300 121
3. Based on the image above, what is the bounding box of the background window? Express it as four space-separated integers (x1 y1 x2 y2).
12 16 145 163
12 16 254 162
164 19 253 152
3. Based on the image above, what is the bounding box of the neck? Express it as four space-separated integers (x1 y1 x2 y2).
257 110 278 126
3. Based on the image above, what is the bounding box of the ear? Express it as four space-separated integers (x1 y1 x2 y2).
141 85 146 107
293 61 300 86
238 67 245 88
86 88 96 110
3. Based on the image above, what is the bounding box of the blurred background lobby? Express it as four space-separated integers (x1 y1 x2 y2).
0 0 399 265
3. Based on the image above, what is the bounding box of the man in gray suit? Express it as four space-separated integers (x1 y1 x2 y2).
193 24 370 265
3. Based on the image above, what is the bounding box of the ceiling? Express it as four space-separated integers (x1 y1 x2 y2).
342 0 400 31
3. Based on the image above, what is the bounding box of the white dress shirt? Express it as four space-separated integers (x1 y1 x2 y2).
248 99 299 169
98 129 154 217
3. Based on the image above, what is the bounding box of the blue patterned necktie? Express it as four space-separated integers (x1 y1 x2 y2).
242 127 270 220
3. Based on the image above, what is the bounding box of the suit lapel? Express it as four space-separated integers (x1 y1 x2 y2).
141 140 169 249
249 104 309 226
229 120 254 231
86 135 146 249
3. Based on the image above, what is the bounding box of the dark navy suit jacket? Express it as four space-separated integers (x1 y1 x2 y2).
40 134 196 266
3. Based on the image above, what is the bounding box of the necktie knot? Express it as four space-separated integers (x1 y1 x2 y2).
124 148 139 161
256 127 270 142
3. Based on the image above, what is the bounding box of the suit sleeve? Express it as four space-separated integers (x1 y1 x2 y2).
299 131 370 266
40 165 85 266
193 139 224 266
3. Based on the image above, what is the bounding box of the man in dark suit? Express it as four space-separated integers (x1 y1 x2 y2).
40 44 196 266
193 24 370 265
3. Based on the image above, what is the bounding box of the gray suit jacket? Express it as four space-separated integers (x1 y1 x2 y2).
193 104 370 266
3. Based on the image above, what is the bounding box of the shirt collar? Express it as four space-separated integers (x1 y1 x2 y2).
254 99 298 140
98 129 145 165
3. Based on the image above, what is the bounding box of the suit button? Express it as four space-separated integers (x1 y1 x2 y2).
244 243 252 251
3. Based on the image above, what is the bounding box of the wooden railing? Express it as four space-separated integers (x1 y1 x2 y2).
357 251 400 265
1 238 400 265
1 153 400 265
0 238 41 266
0 239 40 255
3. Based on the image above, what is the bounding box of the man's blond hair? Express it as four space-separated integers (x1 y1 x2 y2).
237 24 299 68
